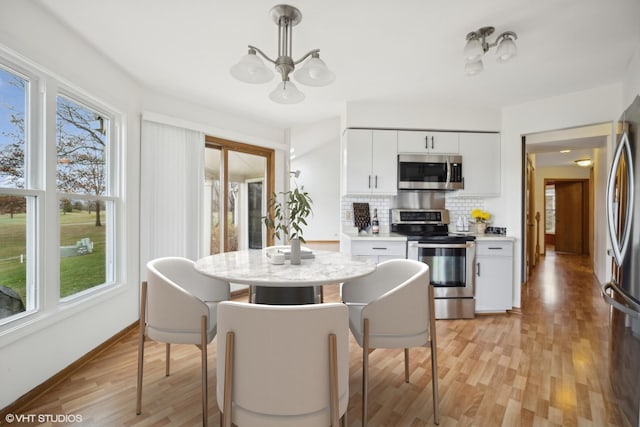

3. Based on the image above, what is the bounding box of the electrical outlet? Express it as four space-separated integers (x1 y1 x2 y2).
345 210 353 220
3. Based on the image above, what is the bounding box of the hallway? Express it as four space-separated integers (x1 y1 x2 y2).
6 249 626 426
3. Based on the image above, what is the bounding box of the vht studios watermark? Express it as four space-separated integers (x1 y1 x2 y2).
4 413 83 424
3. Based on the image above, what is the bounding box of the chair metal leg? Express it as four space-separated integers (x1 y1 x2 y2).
362 318 370 427
201 315 208 427
328 333 339 427
404 348 410 383
165 343 171 376
223 332 234 427
136 281 147 415
428 285 440 425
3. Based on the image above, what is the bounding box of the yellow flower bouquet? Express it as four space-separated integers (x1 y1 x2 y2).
471 209 491 223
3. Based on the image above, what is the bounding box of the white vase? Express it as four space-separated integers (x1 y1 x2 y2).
290 237 301 265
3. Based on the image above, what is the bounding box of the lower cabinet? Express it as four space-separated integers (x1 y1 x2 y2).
475 240 513 313
344 239 407 264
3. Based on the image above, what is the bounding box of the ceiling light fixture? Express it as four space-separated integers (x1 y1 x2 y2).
464 26 518 76
560 149 571 153
230 4 335 104
575 158 593 167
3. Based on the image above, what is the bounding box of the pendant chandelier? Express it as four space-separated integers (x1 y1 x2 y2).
230 4 335 104
464 26 518 76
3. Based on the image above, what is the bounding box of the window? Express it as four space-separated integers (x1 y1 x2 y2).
0 65 34 321
56 95 115 299
545 184 555 234
0 53 121 324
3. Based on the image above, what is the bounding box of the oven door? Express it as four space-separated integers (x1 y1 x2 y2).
408 241 476 298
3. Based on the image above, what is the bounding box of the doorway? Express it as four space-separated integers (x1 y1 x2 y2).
522 122 609 285
204 136 275 254
544 179 589 255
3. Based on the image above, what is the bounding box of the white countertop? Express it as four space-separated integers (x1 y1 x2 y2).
341 231 408 241
474 234 516 241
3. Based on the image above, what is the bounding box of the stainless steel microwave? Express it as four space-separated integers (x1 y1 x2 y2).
398 154 464 190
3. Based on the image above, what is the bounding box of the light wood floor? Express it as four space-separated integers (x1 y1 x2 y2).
10 247 627 426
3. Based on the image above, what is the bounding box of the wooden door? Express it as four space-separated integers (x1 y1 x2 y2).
555 181 583 253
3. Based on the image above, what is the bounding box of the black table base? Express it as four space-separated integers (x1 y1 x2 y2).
253 286 318 305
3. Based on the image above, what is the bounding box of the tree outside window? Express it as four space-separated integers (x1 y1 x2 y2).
0 66 29 320
56 95 112 298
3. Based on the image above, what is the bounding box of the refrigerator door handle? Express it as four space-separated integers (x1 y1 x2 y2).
606 131 635 266
602 281 640 318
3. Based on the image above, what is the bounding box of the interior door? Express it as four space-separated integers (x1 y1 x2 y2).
555 181 583 253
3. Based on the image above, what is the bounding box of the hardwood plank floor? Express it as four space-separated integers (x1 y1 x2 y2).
8 248 628 426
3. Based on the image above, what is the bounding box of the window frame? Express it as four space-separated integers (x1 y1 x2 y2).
0 49 124 329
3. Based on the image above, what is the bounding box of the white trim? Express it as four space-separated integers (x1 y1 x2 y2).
141 111 288 151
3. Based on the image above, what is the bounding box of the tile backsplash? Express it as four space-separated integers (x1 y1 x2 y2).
445 196 486 225
340 194 486 228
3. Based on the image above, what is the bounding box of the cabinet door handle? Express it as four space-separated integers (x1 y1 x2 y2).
488 247 503 250
375 175 378 188
368 175 371 188
372 247 388 250
425 136 428 149
431 136 435 150
477 262 480 276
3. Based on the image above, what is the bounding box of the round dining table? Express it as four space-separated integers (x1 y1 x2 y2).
194 249 376 304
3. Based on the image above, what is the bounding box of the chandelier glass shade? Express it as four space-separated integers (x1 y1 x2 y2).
230 4 335 104
464 26 518 76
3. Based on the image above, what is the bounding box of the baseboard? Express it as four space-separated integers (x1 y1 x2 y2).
507 307 523 316
0 321 138 418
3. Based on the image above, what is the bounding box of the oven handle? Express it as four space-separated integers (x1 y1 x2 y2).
408 241 474 250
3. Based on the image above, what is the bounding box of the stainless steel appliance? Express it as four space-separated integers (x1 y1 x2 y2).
398 154 464 190
601 95 640 427
391 208 476 319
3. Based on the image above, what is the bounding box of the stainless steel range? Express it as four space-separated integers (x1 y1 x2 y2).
391 208 476 319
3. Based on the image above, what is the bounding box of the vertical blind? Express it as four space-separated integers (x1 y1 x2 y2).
140 120 204 268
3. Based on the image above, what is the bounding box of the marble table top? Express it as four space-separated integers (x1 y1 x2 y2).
194 249 376 287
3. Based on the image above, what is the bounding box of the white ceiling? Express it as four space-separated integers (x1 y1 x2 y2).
35 0 640 130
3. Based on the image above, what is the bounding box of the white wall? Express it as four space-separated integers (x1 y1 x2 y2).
593 146 609 283
290 118 341 240
345 101 501 131
534 165 592 255
623 42 640 105
0 0 141 408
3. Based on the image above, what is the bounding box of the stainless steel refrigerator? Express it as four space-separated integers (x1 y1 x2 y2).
602 94 640 427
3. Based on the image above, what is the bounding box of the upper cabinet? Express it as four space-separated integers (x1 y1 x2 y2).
397 131 459 154
343 129 398 196
455 132 501 197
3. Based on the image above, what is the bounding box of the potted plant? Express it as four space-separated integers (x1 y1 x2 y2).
470 208 491 234
263 185 313 264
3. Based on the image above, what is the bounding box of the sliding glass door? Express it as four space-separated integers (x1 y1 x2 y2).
204 137 274 254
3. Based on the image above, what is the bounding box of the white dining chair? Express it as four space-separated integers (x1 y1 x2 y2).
136 257 230 426
217 301 350 427
341 258 439 426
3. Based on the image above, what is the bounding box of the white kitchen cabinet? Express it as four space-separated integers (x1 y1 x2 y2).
343 129 397 195
397 130 459 154
347 239 407 264
475 240 513 313
455 132 501 197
